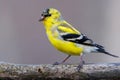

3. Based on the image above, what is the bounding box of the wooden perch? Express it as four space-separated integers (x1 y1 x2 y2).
0 62 120 80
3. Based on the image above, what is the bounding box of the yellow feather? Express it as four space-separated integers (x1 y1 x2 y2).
46 30 83 56
39 8 119 65
57 21 80 34
40 8 83 56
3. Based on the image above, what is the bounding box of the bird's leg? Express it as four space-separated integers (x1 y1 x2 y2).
53 55 71 65
61 55 71 64
77 54 85 71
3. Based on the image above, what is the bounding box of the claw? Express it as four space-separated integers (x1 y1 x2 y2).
77 59 85 71
53 62 60 65
77 64 83 71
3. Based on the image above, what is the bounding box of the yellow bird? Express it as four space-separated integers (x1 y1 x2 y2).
39 8 119 69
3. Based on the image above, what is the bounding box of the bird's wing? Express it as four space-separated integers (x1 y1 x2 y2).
57 22 104 48
61 33 93 45
57 21 80 34
61 33 104 48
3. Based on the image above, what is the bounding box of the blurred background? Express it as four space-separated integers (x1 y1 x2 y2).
0 0 120 64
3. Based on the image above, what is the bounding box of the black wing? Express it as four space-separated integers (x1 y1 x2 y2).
61 33 104 48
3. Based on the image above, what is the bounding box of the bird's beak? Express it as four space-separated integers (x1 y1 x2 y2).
39 16 45 21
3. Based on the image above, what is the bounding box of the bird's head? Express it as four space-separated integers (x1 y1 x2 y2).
39 8 61 22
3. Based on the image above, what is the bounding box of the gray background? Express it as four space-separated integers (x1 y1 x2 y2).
0 0 120 64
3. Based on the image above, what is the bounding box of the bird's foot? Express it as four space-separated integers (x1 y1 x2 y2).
53 62 61 65
77 64 83 71
77 61 85 71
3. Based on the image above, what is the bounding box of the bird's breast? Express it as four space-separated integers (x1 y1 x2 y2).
46 31 83 56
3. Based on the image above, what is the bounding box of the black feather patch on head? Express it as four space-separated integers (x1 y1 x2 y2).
41 8 51 17
39 8 51 21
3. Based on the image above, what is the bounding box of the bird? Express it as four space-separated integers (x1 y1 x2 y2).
39 8 119 69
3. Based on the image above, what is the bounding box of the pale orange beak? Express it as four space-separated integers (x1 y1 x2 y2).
39 15 45 21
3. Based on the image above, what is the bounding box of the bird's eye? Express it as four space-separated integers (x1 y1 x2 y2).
41 14 44 16
47 14 51 17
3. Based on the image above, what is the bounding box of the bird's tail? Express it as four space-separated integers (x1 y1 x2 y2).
95 44 119 58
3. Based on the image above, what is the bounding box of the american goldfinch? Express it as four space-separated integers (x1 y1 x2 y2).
39 8 119 69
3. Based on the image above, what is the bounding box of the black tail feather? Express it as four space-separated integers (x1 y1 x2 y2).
97 47 119 58
102 51 119 58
